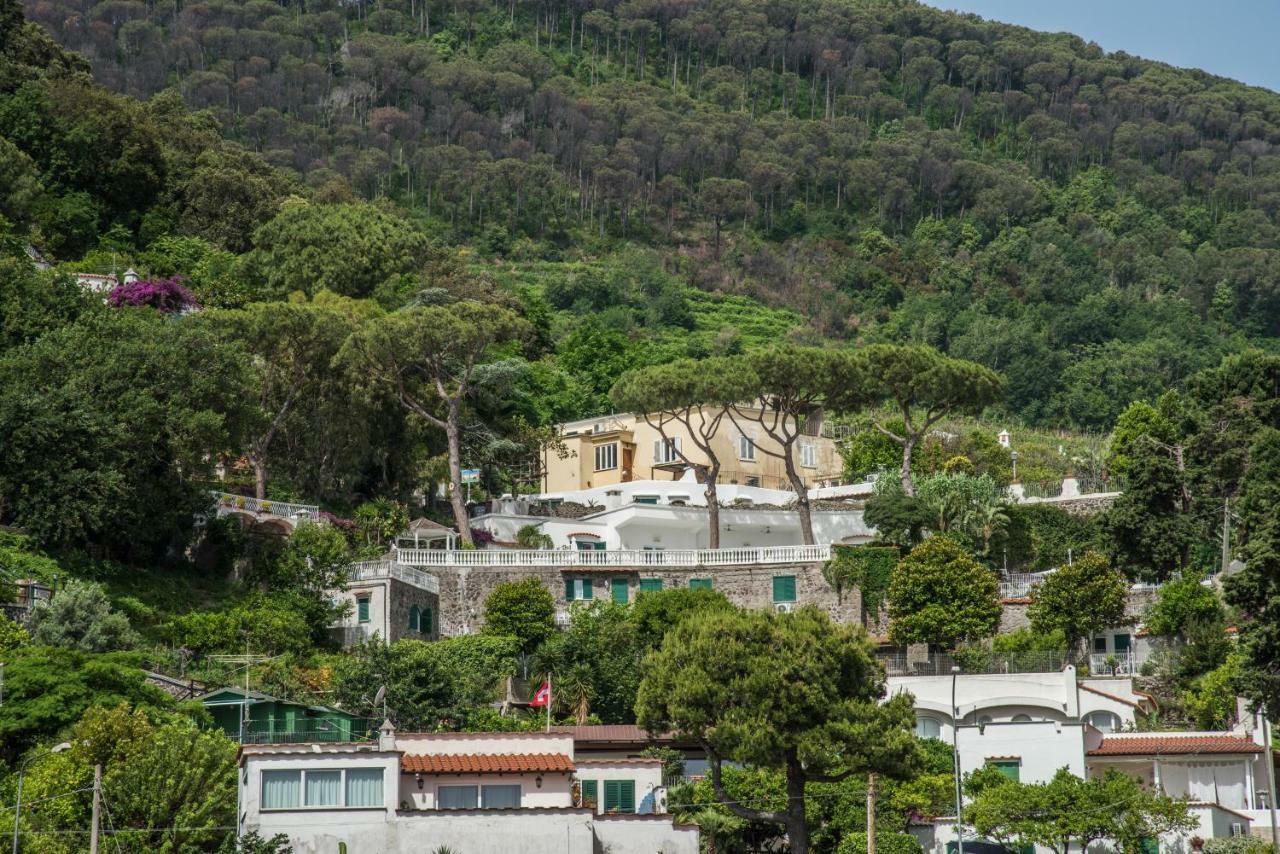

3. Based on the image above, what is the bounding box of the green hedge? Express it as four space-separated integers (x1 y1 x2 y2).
837 832 924 854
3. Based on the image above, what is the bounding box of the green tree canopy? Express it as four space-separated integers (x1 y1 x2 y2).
29 579 139 652
637 606 920 854
482 577 556 653
1027 552 1128 654
888 536 1001 649
246 199 432 298
338 301 529 545
859 346 1004 496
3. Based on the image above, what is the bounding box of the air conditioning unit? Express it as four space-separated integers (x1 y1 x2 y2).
775 602 795 614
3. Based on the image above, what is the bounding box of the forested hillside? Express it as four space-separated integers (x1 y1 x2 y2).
16 0 1280 428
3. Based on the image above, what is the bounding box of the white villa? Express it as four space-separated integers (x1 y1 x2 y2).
887 666 1277 850
473 474 876 552
238 726 698 854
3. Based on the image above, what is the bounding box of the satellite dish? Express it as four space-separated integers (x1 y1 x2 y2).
373 686 387 708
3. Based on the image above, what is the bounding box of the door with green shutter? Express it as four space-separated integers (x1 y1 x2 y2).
611 578 629 603
689 578 713 591
639 578 663 593
603 779 635 813
772 575 797 602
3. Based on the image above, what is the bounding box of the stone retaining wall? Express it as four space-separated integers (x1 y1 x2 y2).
433 562 858 637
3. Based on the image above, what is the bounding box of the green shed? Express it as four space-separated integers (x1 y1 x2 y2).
198 687 372 744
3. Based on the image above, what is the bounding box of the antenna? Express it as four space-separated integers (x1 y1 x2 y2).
373 685 387 719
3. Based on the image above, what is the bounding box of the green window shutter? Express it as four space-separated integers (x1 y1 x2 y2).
603 780 617 811
581 779 598 810
639 578 662 593
611 578 629 604
772 575 796 602
619 779 635 813
423 608 433 635
565 578 576 600
689 578 712 591
357 597 370 622
408 605 419 631
583 579 593 600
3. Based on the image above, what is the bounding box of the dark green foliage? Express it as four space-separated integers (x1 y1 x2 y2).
0 257 93 353
0 645 174 761
837 832 924 854
1005 504 1100 572
537 602 640 724
888 537 1001 649
1027 553 1128 653
0 310 251 556
629 587 733 651
823 545 898 615
482 577 557 653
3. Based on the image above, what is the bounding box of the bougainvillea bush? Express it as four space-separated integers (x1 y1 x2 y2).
107 277 200 313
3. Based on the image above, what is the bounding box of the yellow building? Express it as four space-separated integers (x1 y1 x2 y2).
540 408 845 494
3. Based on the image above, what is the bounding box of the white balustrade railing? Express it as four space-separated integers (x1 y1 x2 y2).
347 560 439 593
392 543 832 568
212 492 321 521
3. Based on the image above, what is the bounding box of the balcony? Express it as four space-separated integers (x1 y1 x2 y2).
236 716 380 745
347 560 440 593
392 543 833 568
878 650 1068 677
211 491 321 522
1089 651 1139 676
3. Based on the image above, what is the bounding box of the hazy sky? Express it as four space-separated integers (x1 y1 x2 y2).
923 0 1280 93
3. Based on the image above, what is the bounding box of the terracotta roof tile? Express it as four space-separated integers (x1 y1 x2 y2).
401 753 574 774
550 725 663 742
1088 735 1262 756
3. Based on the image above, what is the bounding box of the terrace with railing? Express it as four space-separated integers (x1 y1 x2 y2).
391 543 833 568
237 716 381 745
878 650 1069 677
211 491 321 523
347 560 440 593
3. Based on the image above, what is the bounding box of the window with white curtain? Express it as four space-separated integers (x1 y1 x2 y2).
1084 711 1121 733
481 784 522 809
262 770 301 809
261 768 383 810
800 441 817 468
738 435 756 461
305 770 342 807
345 769 384 807
438 785 479 809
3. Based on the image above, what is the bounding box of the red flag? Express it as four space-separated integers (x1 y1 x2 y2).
530 680 551 707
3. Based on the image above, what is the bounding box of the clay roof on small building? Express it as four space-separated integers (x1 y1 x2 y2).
1088 735 1262 756
400 753 575 774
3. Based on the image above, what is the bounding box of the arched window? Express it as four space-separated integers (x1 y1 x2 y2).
915 717 941 739
408 605 420 633
1012 714 1032 723
1084 711 1122 733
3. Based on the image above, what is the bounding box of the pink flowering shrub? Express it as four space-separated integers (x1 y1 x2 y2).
107 277 200 313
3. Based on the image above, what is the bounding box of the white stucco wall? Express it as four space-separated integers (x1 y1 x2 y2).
593 815 701 854
957 720 1087 783
398 771 573 810
574 759 665 813
889 669 1082 743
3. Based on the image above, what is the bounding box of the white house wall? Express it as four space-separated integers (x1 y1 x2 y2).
956 720 1087 783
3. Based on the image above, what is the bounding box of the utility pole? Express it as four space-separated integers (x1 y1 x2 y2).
89 763 102 854
1221 497 1232 576
951 666 965 854
866 773 877 854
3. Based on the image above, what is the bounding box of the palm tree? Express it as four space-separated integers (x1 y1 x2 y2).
556 665 594 725
691 807 746 854
965 497 1011 556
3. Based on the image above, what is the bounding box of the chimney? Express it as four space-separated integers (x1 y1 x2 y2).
378 719 396 751
123 268 139 285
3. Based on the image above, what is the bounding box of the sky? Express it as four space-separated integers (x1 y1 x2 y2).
922 0 1280 93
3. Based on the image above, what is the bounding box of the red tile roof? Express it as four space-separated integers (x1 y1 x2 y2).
1088 735 1263 756
550 725 658 742
401 753 575 774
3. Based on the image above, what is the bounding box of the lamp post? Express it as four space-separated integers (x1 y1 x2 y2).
951 666 965 854
1010 450 1019 483
12 742 72 854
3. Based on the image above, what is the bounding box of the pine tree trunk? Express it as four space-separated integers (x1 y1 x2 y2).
445 406 474 547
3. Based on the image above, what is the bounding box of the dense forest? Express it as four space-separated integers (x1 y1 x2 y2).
14 0 1280 428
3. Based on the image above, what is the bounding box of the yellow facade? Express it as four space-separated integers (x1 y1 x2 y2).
540 409 845 493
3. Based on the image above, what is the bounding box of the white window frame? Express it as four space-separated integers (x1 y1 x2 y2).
594 443 618 471
738 435 756 461
437 784 479 810
260 767 385 811
653 436 682 464
800 441 817 469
